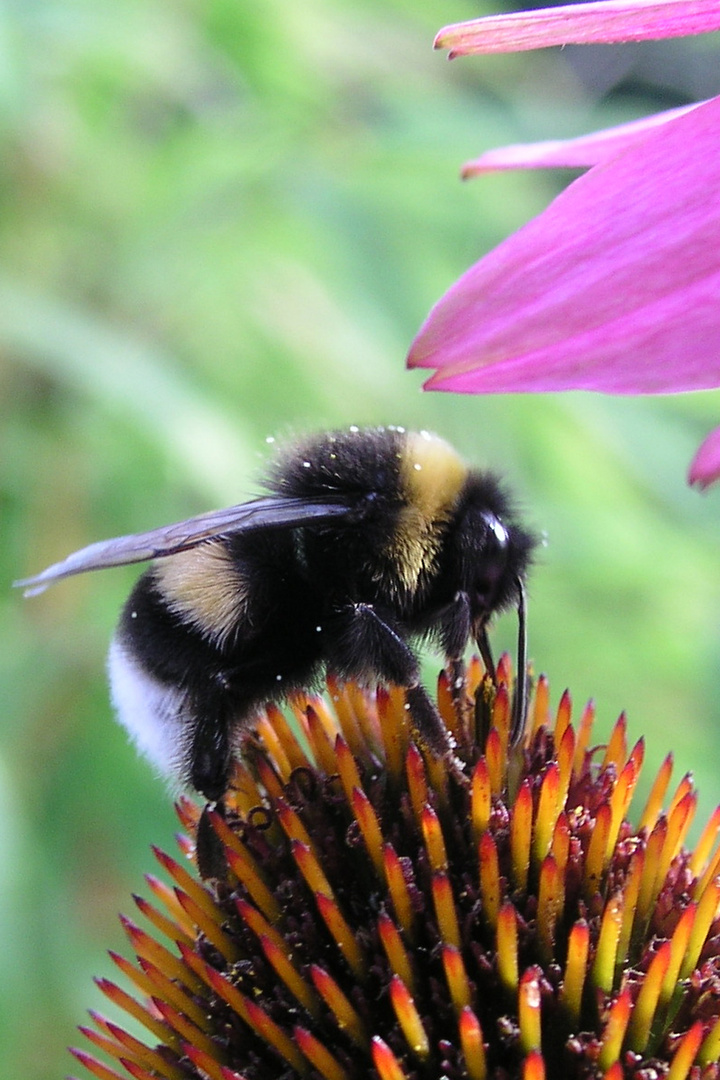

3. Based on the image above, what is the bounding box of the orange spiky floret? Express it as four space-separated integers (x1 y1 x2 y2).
72 659 720 1080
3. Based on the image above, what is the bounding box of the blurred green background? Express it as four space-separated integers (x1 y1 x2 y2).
2 1 720 1076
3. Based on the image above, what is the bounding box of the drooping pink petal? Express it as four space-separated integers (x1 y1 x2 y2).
407 96 720 396
462 104 701 175
688 427 720 489
435 0 720 57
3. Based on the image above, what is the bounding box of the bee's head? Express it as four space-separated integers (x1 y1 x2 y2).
450 474 536 625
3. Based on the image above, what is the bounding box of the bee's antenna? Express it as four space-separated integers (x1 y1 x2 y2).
510 577 529 745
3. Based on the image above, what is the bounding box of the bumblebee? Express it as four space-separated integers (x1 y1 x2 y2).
18 426 536 802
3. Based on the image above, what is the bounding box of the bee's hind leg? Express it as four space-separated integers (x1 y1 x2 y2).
188 692 233 880
196 800 227 881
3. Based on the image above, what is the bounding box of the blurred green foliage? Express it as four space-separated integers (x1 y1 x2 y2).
1 1 720 1077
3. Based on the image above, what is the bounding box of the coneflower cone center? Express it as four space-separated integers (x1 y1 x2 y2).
78 662 720 1080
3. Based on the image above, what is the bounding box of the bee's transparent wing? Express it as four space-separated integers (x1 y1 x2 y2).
15 496 353 595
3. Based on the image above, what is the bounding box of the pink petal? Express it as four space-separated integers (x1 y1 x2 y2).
462 104 700 175
407 96 720 396
435 0 720 57
688 427 720 489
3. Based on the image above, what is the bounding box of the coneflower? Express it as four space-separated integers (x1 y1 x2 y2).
71 658 720 1080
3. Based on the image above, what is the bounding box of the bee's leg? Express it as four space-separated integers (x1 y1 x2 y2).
196 801 228 880
188 697 233 880
473 579 530 747
437 591 474 736
404 682 458 757
327 603 463 772
187 682 232 803
474 623 496 745
443 656 474 749
474 623 496 684
189 706 232 803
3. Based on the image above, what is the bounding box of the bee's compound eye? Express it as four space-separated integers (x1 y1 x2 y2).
484 513 509 548
473 521 511 610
